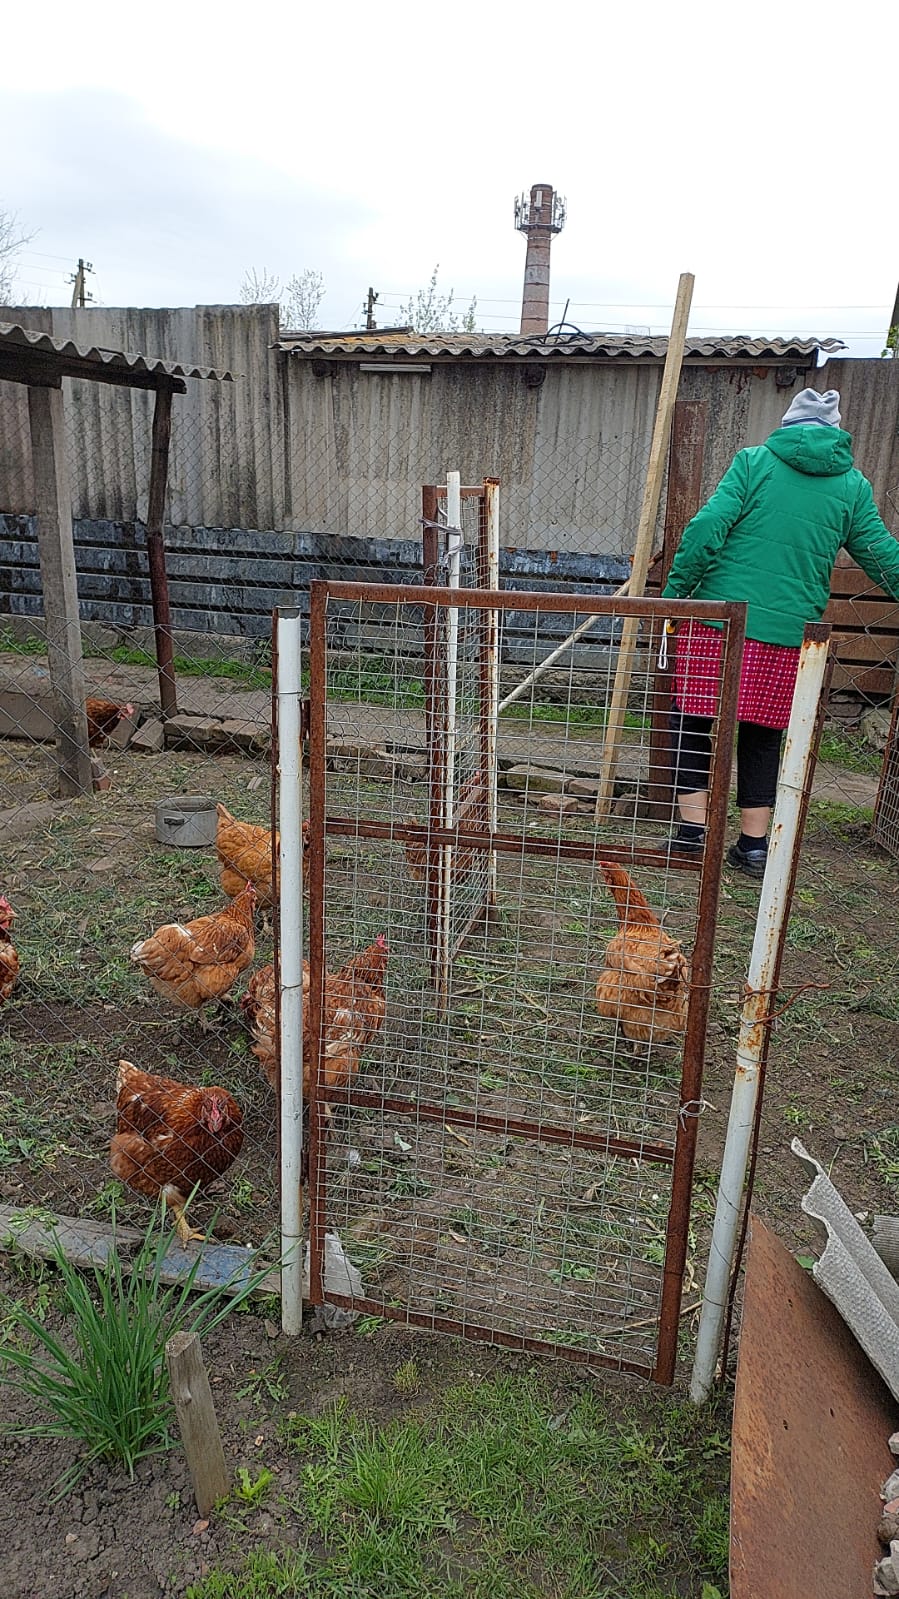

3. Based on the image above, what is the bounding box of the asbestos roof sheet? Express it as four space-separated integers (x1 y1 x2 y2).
0 322 234 383
280 328 843 363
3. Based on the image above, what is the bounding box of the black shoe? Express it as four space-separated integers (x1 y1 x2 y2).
658 831 704 859
726 840 768 879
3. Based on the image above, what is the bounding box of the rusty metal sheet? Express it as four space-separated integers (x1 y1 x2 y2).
280 330 843 363
732 1215 896 1599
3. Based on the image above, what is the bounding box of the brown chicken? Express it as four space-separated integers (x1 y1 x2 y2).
0 897 19 1008
110 1060 243 1244
130 883 257 1018
403 816 476 885
215 803 309 908
86 697 135 747
595 863 689 1048
242 935 388 1105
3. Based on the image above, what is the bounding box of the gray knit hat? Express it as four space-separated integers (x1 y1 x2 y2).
781 388 841 428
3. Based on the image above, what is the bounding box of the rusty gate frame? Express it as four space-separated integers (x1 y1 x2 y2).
303 581 745 1383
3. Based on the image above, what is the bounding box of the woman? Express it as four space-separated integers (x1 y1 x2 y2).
661 387 899 877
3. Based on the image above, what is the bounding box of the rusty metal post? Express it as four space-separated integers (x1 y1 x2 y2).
146 381 178 719
690 623 833 1403
646 401 709 820
653 599 745 1385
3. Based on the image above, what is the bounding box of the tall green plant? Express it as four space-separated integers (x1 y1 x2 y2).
0 1205 278 1495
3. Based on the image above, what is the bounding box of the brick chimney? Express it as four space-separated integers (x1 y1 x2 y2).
515 183 566 336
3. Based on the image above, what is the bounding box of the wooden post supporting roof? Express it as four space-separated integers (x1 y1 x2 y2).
26 384 93 797
145 382 178 719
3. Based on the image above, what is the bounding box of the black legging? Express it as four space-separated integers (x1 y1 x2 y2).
670 712 784 809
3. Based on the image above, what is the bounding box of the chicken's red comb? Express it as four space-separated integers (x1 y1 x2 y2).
376 933 388 950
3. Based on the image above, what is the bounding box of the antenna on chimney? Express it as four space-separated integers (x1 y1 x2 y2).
514 184 566 337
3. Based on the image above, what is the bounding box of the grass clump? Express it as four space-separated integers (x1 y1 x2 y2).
0 1203 276 1495
189 1374 731 1598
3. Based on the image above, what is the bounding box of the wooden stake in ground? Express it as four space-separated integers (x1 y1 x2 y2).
165 1330 230 1516
594 273 695 821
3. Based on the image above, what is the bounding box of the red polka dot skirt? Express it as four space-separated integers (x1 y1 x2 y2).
673 619 800 730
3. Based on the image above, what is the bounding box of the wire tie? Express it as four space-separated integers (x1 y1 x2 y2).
678 1098 713 1127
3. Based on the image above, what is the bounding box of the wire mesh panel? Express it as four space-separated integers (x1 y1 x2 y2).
302 583 745 1381
872 692 899 858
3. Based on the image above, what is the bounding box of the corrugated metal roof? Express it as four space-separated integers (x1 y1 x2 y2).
280 328 844 363
0 322 234 382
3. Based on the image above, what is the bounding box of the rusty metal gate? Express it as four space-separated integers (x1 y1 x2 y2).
301 582 744 1381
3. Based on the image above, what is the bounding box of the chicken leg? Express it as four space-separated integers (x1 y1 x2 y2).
171 1202 207 1246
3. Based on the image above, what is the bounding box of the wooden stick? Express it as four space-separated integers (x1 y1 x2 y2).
594 272 695 821
145 382 178 720
165 1330 230 1516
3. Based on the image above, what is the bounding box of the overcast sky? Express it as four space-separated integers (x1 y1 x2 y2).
5 0 895 356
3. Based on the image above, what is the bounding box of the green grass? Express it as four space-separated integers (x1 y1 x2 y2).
186 1376 731 1599
0 627 272 691
818 728 882 777
0 1204 278 1496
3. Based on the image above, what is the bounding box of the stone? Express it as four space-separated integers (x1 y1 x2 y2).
873 1543 899 1596
861 706 892 753
883 1471 899 1503
567 775 600 798
164 715 222 752
217 718 270 754
105 708 140 749
504 764 568 795
878 1508 899 1546
890 1433 899 1457
130 717 165 753
538 794 580 815
0 690 57 742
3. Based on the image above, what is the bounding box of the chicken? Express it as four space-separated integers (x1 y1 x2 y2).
595 862 689 1048
110 1060 243 1244
215 803 309 908
86 697 135 748
242 936 388 1105
130 882 257 1019
0 897 19 1008
403 816 476 885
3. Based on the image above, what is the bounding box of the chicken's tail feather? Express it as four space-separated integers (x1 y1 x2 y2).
599 861 661 928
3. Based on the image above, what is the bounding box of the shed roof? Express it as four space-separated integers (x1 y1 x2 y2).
0 321 234 392
280 328 843 365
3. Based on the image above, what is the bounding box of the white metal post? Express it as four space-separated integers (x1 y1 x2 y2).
689 627 831 1402
276 609 305 1336
438 472 463 1000
484 478 500 905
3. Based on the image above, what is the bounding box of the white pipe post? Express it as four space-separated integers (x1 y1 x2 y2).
689 627 831 1402
439 472 463 1000
276 609 305 1336
484 478 500 905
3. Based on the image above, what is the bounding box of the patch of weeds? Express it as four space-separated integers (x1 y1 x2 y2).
388 1171 433 1199
392 1358 421 1395
236 1359 288 1406
818 729 881 776
0 1203 280 1495
354 1313 388 1337
235 1465 273 1505
866 1126 899 1184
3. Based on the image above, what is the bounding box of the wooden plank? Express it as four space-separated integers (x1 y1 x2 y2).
26 385 93 796
0 1204 279 1296
595 272 695 819
830 662 894 695
825 598 899 628
165 1331 231 1516
829 631 898 663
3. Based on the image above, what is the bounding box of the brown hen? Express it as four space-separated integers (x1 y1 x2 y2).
595 862 689 1048
242 936 388 1106
215 803 309 908
0 897 19 1009
86 697 135 747
130 882 256 1018
110 1060 243 1244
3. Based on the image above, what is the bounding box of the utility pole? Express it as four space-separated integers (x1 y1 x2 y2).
69 258 94 309
365 286 378 330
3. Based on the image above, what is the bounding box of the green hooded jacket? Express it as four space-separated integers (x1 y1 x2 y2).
661 425 899 645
